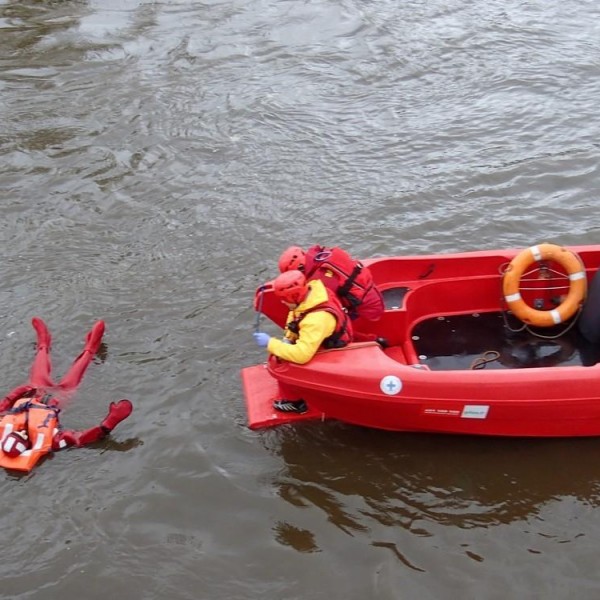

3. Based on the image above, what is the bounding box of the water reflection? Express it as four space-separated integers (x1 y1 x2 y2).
272 521 320 554
0 1 82 54
267 423 600 535
4 436 143 481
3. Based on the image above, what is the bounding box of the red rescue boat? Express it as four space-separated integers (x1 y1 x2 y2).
241 243 600 437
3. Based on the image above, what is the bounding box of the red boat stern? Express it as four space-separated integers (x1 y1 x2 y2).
240 363 323 429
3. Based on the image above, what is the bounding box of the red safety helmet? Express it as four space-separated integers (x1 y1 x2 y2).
278 246 306 273
273 270 308 305
1 431 31 458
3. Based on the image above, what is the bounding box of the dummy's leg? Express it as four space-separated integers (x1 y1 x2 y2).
28 317 54 389
52 399 133 449
1 317 51 411
57 321 105 391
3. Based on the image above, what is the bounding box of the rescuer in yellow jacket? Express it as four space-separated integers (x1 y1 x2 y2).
253 270 353 413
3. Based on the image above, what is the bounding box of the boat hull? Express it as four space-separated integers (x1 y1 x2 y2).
242 345 600 436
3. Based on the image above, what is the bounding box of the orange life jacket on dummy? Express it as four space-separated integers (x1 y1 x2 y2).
303 245 376 311
0 397 59 472
286 292 353 349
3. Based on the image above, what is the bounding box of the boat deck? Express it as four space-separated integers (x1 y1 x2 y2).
410 312 600 371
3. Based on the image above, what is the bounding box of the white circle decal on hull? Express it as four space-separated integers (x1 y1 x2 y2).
380 375 402 395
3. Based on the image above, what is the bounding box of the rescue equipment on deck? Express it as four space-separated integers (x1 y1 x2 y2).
502 243 586 327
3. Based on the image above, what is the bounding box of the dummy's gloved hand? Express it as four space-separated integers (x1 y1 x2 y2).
253 332 271 348
101 399 133 431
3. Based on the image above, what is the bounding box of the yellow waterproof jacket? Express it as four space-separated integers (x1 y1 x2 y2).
267 279 338 365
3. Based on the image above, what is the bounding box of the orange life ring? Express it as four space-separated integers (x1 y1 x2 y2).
502 243 587 327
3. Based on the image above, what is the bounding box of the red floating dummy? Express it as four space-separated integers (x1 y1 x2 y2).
0 318 132 472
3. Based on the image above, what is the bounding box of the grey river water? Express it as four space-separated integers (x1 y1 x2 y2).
2 0 600 598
